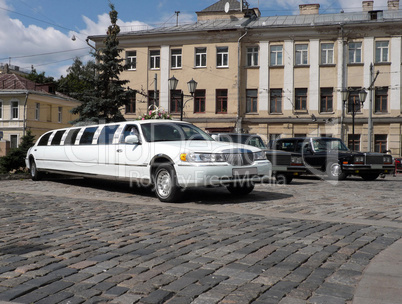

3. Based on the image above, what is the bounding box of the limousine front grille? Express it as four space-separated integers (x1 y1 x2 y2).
266 154 290 166
224 152 254 166
365 155 383 164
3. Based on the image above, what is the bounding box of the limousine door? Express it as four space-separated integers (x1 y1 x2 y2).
116 124 148 183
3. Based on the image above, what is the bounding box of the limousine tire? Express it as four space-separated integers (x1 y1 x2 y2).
30 159 42 181
275 173 293 184
360 173 380 181
226 182 254 196
154 164 182 202
326 162 347 180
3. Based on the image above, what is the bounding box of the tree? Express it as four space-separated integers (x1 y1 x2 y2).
25 68 55 84
57 57 96 100
0 130 35 173
71 2 134 124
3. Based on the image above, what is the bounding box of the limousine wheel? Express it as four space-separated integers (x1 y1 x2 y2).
275 173 293 184
326 162 347 180
226 183 254 195
30 159 42 181
154 164 181 202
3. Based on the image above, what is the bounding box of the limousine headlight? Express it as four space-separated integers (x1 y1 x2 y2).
383 155 393 164
254 151 266 161
353 156 364 164
290 156 303 165
181 152 226 163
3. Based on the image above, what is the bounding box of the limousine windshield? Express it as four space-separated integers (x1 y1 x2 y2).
141 122 213 142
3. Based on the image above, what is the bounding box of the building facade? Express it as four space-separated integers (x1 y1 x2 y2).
0 74 80 155
90 0 402 156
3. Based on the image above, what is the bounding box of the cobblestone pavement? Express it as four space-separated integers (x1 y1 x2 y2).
0 175 401 304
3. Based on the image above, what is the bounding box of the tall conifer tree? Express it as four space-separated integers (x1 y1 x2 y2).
72 2 134 124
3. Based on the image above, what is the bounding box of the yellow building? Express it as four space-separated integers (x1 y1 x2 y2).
90 0 402 156
0 73 80 155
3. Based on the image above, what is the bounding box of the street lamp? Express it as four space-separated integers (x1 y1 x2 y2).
342 88 367 151
168 76 198 121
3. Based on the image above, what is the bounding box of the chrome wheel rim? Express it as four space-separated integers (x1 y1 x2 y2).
330 163 341 176
156 169 171 198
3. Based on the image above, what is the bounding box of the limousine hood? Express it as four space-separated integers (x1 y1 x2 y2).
150 140 262 154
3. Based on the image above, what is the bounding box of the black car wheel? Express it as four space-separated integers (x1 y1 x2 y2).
360 173 380 181
326 162 347 180
275 173 293 184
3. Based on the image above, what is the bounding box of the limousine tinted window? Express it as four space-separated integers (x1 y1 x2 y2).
80 127 98 145
64 129 80 145
51 130 66 146
141 122 211 142
98 125 119 145
38 132 52 146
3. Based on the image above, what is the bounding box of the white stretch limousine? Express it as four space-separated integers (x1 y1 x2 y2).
26 120 272 202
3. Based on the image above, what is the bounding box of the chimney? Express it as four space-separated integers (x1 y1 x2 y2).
299 4 320 15
362 1 374 11
388 0 399 10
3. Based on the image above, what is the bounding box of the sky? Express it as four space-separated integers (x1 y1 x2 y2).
0 0 394 80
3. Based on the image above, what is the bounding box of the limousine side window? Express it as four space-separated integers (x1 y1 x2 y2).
98 125 119 145
38 132 52 146
64 129 80 145
80 127 98 145
51 130 66 146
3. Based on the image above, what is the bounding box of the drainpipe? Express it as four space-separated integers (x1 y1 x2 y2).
236 29 248 133
23 91 29 137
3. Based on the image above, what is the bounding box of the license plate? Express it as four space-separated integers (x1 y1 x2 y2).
233 167 258 176
371 164 382 169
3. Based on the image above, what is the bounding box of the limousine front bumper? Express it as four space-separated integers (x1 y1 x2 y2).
175 161 272 187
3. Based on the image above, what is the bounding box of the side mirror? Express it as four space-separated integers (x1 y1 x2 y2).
211 135 218 141
125 135 140 144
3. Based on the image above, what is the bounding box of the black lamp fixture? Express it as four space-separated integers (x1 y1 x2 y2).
168 76 198 120
342 88 367 151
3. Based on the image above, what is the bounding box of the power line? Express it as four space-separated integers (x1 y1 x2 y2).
0 47 90 61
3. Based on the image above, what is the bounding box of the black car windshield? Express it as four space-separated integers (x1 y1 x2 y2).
141 122 213 142
312 138 349 152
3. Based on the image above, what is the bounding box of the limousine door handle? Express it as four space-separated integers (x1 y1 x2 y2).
117 149 123 153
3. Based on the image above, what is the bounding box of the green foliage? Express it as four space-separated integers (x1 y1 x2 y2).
71 2 135 124
57 58 96 100
0 130 35 174
24 68 56 84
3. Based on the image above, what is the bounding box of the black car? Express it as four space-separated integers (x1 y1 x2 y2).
273 137 394 181
212 133 306 184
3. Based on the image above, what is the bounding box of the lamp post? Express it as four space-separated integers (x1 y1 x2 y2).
342 88 367 151
168 76 198 121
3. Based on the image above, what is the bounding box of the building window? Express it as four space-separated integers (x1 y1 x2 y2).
126 51 136 70
321 43 334 64
347 88 362 113
171 49 182 69
150 50 160 69
320 88 333 112
348 134 360 151
11 101 18 119
195 47 207 67
374 135 387 153
375 87 388 113
246 89 258 113
270 45 283 66
216 89 228 114
270 89 282 113
148 90 159 108
10 135 18 149
217 47 229 68
295 88 307 111
35 103 40 120
349 42 362 63
295 44 308 65
58 107 62 123
247 47 258 67
194 90 206 113
125 95 136 114
170 90 181 113
375 41 389 63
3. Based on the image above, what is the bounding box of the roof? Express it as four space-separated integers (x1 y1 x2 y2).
200 0 242 13
0 74 39 91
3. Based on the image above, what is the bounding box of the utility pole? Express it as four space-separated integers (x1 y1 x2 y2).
154 74 157 108
367 63 380 152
